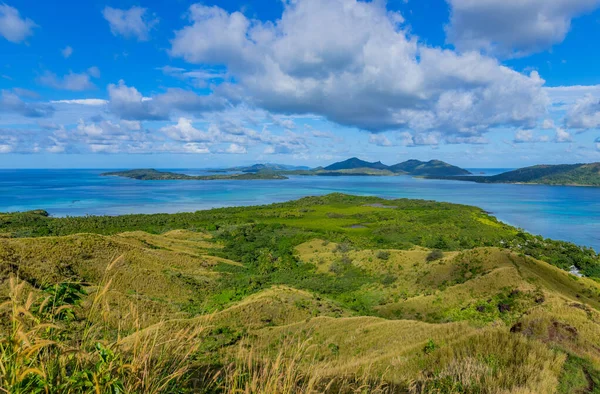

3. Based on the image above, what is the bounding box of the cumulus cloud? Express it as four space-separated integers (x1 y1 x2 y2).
38 68 100 91
554 127 573 143
107 80 229 121
0 128 61 153
565 95 600 129
48 119 152 154
513 129 550 143
157 116 310 155
0 90 54 118
102 6 158 41
225 143 247 154
445 0 600 57
170 0 548 139
369 134 393 147
0 4 36 43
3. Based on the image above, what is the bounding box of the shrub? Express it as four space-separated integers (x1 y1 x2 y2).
426 249 444 262
334 243 352 253
376 250 390 260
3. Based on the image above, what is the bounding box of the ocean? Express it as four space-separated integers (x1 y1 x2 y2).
1 168 599 251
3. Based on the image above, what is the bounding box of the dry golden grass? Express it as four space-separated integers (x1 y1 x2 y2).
2 230 600 393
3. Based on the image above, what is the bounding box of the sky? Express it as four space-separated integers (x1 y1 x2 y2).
1 0 600 168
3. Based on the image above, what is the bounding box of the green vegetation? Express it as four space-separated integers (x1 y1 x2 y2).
104 158 472 181
2 194 600 393
306 157 471 176
430 162 600 186
102 169 288 181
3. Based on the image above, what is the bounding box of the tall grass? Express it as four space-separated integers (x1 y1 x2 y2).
0 255 203 394
1 258 393 394
211 339 392 394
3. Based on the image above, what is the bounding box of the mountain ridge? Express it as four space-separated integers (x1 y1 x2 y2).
322 157 472 176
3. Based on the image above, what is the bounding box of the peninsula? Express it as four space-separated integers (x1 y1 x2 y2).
101 169 288 180
429 162 600 186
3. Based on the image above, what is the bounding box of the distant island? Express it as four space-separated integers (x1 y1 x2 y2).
208 163 311 173
101 169 288 181
428 163 600 187
103 158 472 182
283 157 472 177
102 161 600 186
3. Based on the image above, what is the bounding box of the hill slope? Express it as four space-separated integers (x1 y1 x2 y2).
390 159 472 176
430 162 600 186
321 157 471 176
1 194 600 393
324 157 390 171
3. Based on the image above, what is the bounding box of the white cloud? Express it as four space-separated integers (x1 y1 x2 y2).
565 94 600 129
226 143 247 154
157 66 227 88
107 80 229 121
170 0 548 140
546 85 600 103
0 4 36 43
38 68 100 91
159 118 212 142
87 66 101 78
12 88 39 99
541 119 555 129
413 132 441 146
47 119 152 154
102 6 158 41
554 127 573 143
0 90 54 118
50 99 108 106
445 0 600 57
513 129 550 143
62 46 73 58
369 134 393 147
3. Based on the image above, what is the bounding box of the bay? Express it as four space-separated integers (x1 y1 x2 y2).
1 169 599 251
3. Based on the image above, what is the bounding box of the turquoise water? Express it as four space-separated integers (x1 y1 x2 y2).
1 169 599 251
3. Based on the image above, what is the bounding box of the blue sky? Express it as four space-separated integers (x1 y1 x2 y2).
1 0 600 168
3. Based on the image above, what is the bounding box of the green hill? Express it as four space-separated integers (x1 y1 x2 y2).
430 162 600 186
102 168 288 180
324 157 390 171
389 159 472 176
1 194 600 393
319 157 471 176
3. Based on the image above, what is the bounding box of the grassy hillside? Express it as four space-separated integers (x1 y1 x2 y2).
430 163 600 186
2 194 600 393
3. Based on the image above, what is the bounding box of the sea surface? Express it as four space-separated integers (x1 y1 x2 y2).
1 168 599 251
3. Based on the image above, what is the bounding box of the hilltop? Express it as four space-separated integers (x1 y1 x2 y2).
429 162 600 187
324 157 390 171
1 194 600 392
320 157 471 176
